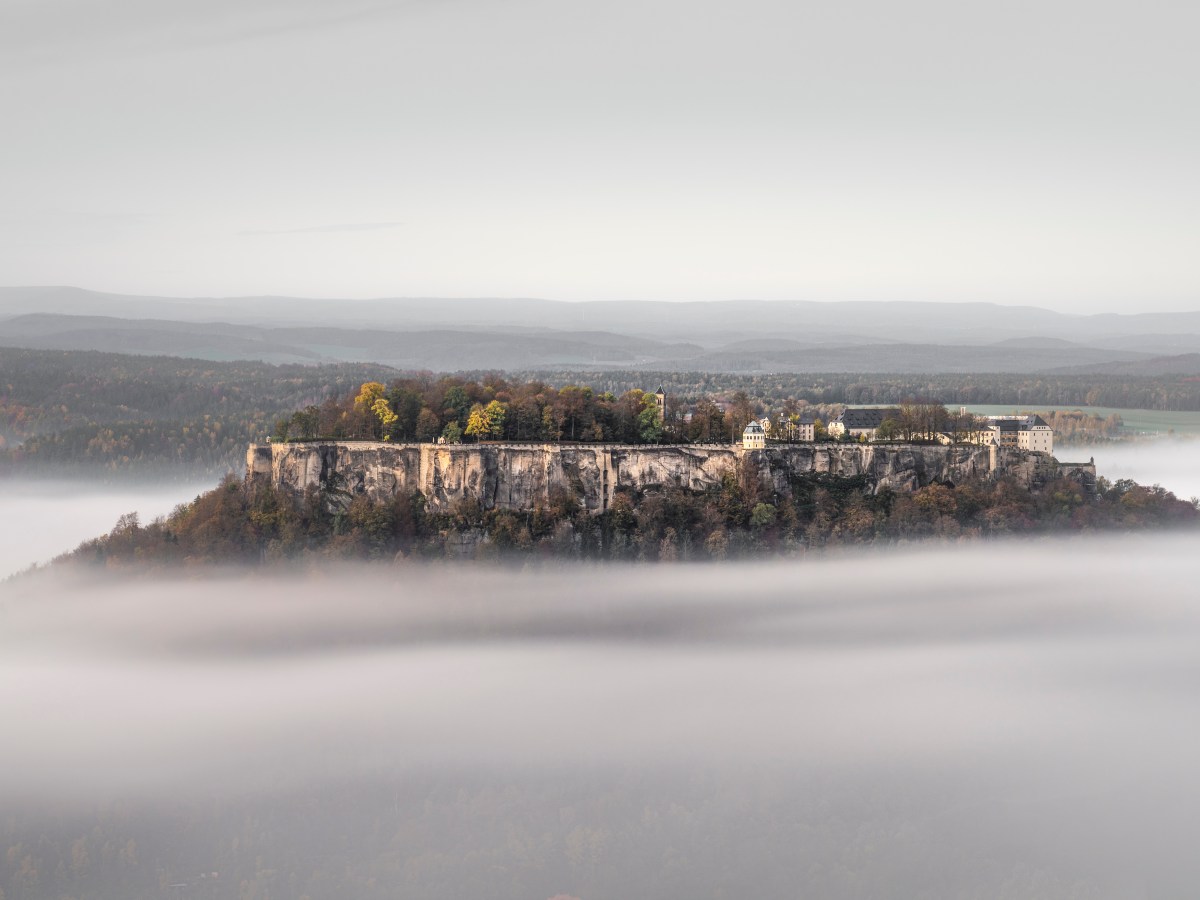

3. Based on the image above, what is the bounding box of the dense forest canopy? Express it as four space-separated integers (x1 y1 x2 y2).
275 376 1131 448
66 466 1198 570
272 375 756 445
0 348 394 477
2 347 1194 477
505 370 1200 412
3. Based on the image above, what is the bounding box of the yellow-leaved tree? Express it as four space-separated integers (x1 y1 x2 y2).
354 382 386 410
464 400 506 440
372 398 398 438
354 382 396 439
464 403 488 440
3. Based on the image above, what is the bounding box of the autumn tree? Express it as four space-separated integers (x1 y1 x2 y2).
876 417 902 441
689 398 725 442
557 385 593 441
353 382 393 438
723 391 756 442
465 400 507 440
464 404 488 440
415 408 441 442
483 399 507 439
289 405 320 440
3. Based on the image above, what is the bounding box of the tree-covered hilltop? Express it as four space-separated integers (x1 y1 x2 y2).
64 463 1197 569
272 376 966 446
272 375 765 445
276 376 1140 448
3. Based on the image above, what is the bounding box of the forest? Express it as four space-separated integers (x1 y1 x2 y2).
510 369 1200 412
273 376 1133 448
271 375 767 445
2 348 1190 479
0 348 394 478
64 458 1197 570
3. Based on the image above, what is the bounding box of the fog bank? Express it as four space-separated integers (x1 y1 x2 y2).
0 479 213 577
1077 439 1200 502
3 536 1200 896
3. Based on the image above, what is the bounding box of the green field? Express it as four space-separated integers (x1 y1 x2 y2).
964 405 1200 436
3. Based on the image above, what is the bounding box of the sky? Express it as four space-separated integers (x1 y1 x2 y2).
1 0 1197 312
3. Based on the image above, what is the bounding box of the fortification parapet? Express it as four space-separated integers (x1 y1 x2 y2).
247 441 1050 515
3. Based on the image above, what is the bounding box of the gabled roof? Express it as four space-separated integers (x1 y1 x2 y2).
743 421 765 434
836 408 901 429
986 415 1050 430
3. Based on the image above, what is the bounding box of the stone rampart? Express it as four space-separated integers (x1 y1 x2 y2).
247 441 1041 515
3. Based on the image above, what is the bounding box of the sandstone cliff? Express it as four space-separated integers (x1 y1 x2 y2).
246 441 1052 515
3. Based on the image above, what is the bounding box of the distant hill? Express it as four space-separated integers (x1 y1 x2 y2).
633 344 1153 375
988 336 1088 349
0 314 705 369
1047 353 1200 376
2 287 1200 373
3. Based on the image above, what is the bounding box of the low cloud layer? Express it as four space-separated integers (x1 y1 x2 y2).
1080 438 1200 501
7 538 1200 790
4 536 1200 895
0 481 211 578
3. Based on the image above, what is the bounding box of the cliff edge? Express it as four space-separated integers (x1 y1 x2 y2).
246 441 1066 515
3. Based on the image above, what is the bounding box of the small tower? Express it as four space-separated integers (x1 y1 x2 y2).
742 420 765 450
654 386 667 424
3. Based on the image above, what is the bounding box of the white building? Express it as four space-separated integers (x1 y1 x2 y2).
742 420 766 449
984 415 1054 453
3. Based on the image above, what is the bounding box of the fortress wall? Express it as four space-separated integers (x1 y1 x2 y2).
247 441 1032 514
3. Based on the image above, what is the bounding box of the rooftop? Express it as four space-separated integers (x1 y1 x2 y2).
986 415 1050 430
837 408 901 429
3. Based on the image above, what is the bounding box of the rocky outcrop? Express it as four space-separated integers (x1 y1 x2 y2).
247 441 1044 515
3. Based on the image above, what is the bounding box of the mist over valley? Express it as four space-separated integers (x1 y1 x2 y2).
5 538 1200 897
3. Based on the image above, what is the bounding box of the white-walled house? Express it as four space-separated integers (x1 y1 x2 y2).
985 415 1054 453
742 420 766 449
943 415 1054 453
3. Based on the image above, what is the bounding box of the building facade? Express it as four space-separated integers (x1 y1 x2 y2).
742 420 766 449
775 413 816 442
943 414 1054 454
984 415 1054 453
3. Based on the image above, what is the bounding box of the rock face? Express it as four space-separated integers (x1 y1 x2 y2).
247 441 1041 514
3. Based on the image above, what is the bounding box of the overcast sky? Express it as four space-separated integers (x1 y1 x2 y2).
1 0 1197 312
